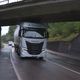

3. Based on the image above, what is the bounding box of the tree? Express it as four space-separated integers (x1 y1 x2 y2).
48 22 80 38
1 25 16 43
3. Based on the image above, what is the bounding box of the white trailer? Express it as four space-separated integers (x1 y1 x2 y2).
14 22 48 58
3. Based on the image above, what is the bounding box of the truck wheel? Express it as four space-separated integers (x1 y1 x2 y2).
37 57 43 60
17 48 21 56
15 47 18 53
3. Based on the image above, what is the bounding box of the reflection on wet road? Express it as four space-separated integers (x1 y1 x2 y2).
11 47 80 80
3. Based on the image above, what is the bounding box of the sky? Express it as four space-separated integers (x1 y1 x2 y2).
1 26 9 36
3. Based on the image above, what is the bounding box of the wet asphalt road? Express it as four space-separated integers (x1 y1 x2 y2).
46 51 80 73
11 48 80 80
0 45 18 80
1 45 80 80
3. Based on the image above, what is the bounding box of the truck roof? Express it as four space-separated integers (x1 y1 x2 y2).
20 22 48 28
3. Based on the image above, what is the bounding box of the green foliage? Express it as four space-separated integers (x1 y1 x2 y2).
48 22 80 41
1 25 16 43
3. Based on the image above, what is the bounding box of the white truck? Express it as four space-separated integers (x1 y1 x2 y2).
14 22 48 58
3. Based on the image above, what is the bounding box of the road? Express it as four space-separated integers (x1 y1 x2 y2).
0 45 18 80
1 45 80 80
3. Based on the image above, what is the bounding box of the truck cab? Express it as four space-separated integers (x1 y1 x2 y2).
14 22 48 58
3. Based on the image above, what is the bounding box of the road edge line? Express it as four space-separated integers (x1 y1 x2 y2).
10 51 22 80
46 59 80 75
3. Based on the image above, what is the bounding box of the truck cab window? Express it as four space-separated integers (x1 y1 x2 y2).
22 28 47 39
23 31 43 38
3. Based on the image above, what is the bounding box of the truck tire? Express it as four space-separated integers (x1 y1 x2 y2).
37 57 43 60
17 48 20 56
14 44 20 56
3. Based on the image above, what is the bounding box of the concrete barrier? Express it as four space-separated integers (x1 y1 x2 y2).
47 34 80 59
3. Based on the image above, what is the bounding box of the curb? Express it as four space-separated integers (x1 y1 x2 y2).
47 50 80 61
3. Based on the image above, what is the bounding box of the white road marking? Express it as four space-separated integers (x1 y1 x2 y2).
46 50 80 75
10 47 80 80
10 50 22 80
46 58 80 75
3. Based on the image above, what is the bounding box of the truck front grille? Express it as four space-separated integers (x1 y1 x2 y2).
26 41 43 55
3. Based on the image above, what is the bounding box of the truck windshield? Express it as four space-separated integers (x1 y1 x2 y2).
22 28 47 39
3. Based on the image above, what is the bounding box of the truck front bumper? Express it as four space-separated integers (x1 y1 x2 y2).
20 49 47 58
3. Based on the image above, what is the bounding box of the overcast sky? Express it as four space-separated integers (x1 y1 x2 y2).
1 26 9 36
